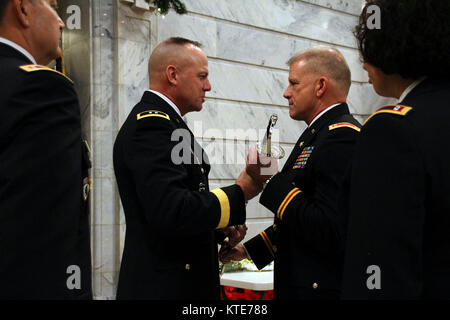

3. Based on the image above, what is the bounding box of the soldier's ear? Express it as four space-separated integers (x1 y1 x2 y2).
13 0 32 28
316 77 328 98
166 65 178 86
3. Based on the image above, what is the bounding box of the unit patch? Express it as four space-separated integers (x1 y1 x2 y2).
293 146 314 169
364 104 413 125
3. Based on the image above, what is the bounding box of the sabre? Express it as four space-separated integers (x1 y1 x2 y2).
261 114 278 157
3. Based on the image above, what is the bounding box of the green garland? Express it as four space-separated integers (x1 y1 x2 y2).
145 0 187 14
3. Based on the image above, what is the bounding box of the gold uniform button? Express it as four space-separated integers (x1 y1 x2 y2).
312 283 318 289
311 129 316 134
201 168 205 174
185 264 191 270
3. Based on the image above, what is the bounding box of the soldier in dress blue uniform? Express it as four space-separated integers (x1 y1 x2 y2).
0 0 92 299
113 37 265 300
220 47 361 299
341 0 450 299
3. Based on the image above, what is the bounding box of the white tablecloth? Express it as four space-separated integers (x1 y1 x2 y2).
220 271 273 291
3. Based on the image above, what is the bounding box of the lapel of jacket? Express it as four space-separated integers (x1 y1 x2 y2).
282 103 350 171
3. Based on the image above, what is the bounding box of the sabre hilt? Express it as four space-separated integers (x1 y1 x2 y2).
265 114 278 157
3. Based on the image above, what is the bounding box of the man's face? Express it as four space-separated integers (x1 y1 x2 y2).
283 60 317 123
29 0 65 65
176 46 211 114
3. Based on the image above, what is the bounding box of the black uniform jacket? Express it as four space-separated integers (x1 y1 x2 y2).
342 79 450 299
244 103 361 299
114 91 246 300
0 43 92 299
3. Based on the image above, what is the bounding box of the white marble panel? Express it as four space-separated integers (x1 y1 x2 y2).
117 85 149 127
92 225 119 273
92 84 115 131
92 0 115 38
118 39 150 88
348 83 397 116
183 0 359 48
92 36 115 86
300 0 365 16
117 12 151 43
92 130 115 173
208 60 287 106
185 100 305 145
100 272 118 300
92 177 117 225
93 271 117 300
157 12 217 57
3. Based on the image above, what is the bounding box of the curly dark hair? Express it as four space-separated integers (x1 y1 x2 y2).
355 0 450 79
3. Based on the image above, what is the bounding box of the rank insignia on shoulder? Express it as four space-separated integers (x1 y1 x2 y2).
364 104 413 125
20 64 73 83
329 122 361 132
137 110 170 121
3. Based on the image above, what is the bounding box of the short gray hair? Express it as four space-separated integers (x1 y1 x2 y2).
287 46 352 95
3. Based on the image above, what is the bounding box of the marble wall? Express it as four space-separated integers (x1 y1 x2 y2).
61 0 394 299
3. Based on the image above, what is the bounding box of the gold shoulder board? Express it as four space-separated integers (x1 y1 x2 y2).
20 64 73 83
137 110 170 121
329 122 361 132
364 104 413 125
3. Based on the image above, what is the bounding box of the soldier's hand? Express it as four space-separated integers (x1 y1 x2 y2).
236 170 263 201
219 243 249 264
222 224 248 248
246 145 278 185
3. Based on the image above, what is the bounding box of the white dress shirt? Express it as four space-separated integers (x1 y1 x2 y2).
308 103 342 127
397 77 426 103
148 89 182 118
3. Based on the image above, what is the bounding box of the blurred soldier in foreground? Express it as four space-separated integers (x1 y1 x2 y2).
342 0 450 299
0 0 92 299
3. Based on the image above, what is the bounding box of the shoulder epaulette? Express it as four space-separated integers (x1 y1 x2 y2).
329 122 361 132
137 110 170 121
364 104 413 125
20 64 73 83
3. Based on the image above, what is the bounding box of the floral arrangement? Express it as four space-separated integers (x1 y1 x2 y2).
219 260 274 300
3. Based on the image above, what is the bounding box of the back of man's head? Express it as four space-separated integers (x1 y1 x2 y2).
288 46 352 97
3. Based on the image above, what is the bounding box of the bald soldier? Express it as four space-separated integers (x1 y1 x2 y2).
113 37 264 300
220 47 361 299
